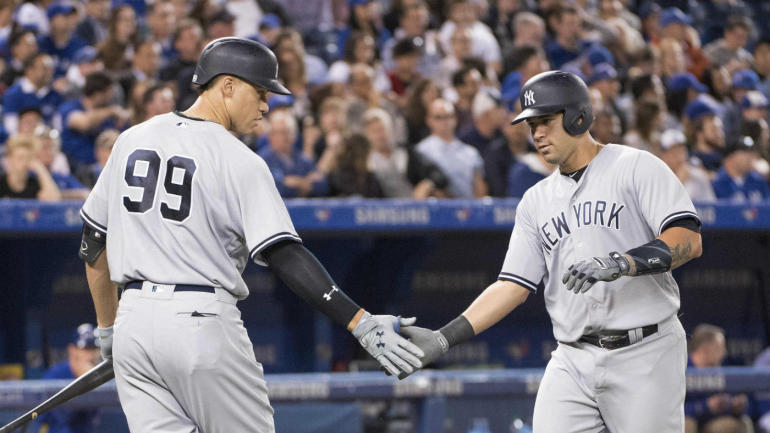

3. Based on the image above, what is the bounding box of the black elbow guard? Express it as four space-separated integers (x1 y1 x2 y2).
79 224 106 263
624 239 672 275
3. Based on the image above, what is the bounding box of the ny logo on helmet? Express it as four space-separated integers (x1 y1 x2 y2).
523 89 536 106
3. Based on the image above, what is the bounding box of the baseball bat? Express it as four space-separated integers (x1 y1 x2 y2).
0 359 114 433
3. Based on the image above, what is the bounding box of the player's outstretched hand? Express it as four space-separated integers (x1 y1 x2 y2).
352 313 424 377
392 325 449 380
562 256 624 293
96 326 113 360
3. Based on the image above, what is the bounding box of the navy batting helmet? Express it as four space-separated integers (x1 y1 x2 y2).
192 37 291 95
511 71 593 136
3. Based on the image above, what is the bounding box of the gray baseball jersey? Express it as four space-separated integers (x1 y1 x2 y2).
82 112 302 433
499 144 699 342
81 112 301 299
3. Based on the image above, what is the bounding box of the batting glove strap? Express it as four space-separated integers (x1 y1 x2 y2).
608 252 630 276
352 313 425 376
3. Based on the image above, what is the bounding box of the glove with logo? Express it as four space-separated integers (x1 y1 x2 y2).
562 252 629 293
96 326 113 360
352 313 424 376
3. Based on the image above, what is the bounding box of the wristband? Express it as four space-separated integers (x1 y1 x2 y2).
438 315 475 348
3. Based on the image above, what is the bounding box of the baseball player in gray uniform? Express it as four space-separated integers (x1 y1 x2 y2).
399 71 703 433
77 38 423 433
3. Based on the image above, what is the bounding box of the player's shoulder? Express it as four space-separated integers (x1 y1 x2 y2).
602 143 662 168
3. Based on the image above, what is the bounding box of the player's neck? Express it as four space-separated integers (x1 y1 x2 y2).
183 96 231 130
559 138 603 173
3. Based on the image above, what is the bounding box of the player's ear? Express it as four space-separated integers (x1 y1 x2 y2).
221 76 235 97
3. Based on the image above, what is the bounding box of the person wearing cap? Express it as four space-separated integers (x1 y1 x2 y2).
387 37 423 97
206 8 236 40
657 129 716 202
38 1 88 79
588 63 627 135
2 53 63 135
712 136 770 202
666 72 708 119
723 69 761 141
37 323 101 433
638 1 662 42
740 91 770 124
685 95 727 173
659 7 710 80
250 13 282 48
703 15 754 69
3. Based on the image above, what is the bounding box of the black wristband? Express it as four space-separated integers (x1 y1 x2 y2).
439 315 475 348
625 239 672 276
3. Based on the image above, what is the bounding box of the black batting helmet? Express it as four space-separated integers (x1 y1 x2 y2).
511 71 593 136
192 37 291 95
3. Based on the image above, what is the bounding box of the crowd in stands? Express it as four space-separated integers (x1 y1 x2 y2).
0 0 769 203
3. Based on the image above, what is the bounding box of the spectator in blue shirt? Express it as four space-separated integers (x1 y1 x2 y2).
38 324 102 433
75 128 117 189
545 5 587 69
38 2 88 78
2 53 62 135
685 324 749 433
260 110 328 198
143 0 177 66
712 136 770 202
506 147 555 198
59 71 129 167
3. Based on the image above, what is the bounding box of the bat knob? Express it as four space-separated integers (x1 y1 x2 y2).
31 412 38 420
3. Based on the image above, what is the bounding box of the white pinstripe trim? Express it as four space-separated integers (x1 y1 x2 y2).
498 272 538 293
658 211 699 235
80 209 107 234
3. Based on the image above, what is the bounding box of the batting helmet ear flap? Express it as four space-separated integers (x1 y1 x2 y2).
563 106 594 136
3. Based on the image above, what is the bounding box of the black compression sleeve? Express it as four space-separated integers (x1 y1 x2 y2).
262 240 361 327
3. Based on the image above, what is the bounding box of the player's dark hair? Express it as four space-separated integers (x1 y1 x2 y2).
83 71 114 97
142 84 169 106
630 74 655 101
503 44 543 77
725 15 752 33
688 324 725 354
9 28 34 49
452 64 477 88
633 100 662 141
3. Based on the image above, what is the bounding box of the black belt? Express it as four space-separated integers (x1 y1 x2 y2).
579 324 658 350
124 280 215 293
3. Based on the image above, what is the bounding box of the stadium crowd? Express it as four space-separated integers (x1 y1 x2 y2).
0 0 769 203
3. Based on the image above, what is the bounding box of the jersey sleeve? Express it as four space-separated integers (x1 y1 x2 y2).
227 153 301 266
498 192 546 293
80 135 121 234
632 151 700 236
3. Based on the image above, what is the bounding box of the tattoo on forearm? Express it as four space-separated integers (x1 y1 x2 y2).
670 241 693 269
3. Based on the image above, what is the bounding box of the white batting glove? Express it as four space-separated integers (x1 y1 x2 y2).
352 312 424 376
96 326 113 360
